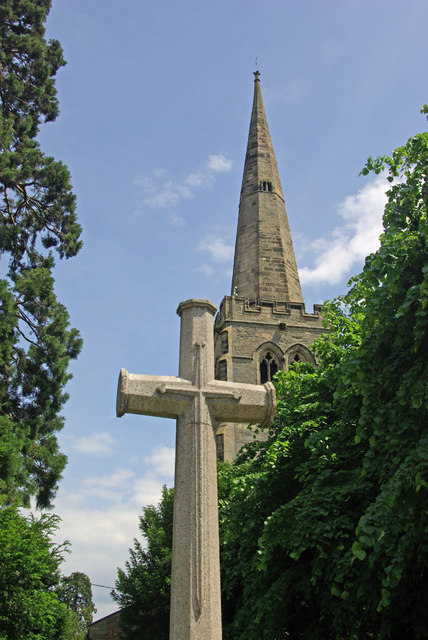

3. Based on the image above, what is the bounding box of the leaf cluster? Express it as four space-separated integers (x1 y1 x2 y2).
112 486 174 640
218 121 428 639
0 505 74 640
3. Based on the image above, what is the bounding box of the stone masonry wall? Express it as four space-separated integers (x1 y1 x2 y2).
88 611 121 640
214 295 325 461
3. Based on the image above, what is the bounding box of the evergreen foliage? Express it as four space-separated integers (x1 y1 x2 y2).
0 505 75 640
0 0 82 507
113 114 427 638
58 572 96 640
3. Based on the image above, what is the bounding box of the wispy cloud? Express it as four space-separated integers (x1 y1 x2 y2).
196 230 234 281
135 152 233 210
197 235 234 263
83 467 134 490
144 444 175 478
66 432 117 456
206 153 233 173
299 176 388 286
169 213 185 226
196 263 215 277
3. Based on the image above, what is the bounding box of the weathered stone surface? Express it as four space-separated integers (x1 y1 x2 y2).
215 72 326 461
88 612 120 640
231 71 303 304
214 296 324 459
117 299 276 640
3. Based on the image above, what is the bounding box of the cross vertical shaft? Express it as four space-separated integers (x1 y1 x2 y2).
116 298 276 639
171 299 221 638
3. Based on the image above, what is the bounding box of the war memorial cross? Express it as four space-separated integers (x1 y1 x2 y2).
116 299 276 640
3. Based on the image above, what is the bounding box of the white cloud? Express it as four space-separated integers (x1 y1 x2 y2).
51 443 176 620
135 152 233 211
132 474 170 508
185 171 212 189
207 152 233 173
196 263 215 277
144 444 175 478
197 235 234 263
67 432 117 456
52 500 143 619
299 176 388 286
83 467 134 490
169 213 185 226
142 180 191 208
195 230 234 281
134 174 155 192
53 472 168 619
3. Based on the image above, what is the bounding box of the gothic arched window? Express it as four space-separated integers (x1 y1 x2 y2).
260 351 279 384
285 344 316 368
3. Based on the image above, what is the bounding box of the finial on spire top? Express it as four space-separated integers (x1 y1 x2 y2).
253 57 260 82
254 57 260 81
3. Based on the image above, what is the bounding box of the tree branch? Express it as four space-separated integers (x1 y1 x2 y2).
4 188 16 223
16 324 39 348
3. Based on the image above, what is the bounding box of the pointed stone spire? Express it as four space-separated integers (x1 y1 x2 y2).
231 71 303 303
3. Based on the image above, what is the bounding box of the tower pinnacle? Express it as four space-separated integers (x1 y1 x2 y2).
231 73 303 303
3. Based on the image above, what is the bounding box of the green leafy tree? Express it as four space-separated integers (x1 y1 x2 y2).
112 486 174 640
58 572 96 640
0 505 75 640
219 111 428 639
218 360 367 639
0 0 82 507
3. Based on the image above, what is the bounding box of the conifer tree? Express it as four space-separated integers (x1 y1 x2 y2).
0 0 82 507
58 572 96 639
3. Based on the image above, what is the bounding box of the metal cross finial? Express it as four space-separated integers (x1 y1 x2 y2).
254 57 260 81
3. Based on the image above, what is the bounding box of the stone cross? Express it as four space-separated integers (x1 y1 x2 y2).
116 299 276 640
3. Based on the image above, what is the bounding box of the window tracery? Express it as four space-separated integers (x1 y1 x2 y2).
259 351 279 383
285 344 315 368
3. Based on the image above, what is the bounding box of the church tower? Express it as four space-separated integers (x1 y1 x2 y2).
214 71 325 461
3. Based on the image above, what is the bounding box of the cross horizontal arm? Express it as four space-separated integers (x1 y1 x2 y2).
206 380 275 427
116 369 191 419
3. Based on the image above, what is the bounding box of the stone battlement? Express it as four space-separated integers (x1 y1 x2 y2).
215 296 324 331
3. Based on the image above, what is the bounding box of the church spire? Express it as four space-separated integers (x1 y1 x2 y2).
231 72 303 303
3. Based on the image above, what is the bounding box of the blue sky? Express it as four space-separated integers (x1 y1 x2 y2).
36 0 428 620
